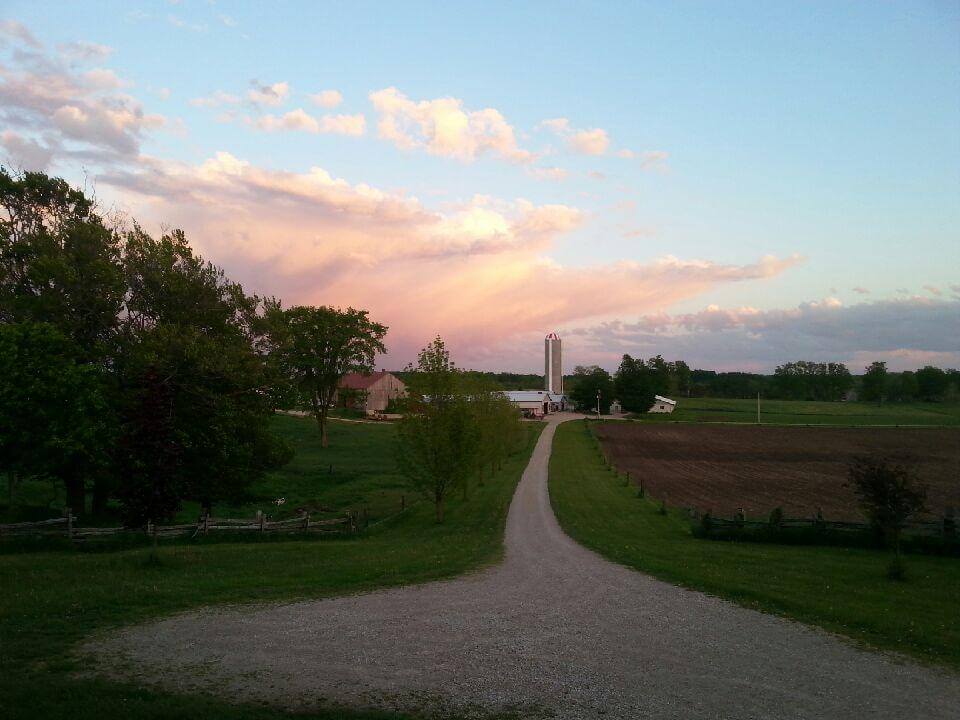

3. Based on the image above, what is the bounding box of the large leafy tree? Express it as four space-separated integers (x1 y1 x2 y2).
615 355 657 413
0 169 123 511
267 304 387 447
1 168 291 519
0 322 112 511
116 231 291 519
570 365 615 414
397 337 480 522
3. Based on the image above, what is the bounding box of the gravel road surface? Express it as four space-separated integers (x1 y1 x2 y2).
84 414 960 718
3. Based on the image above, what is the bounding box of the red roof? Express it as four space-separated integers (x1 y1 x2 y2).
339 371 392 390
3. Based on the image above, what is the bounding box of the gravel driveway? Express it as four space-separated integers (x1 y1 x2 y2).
85 414 960 718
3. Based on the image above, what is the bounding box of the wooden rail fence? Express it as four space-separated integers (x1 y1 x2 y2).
0 509 358 542
692 507 957 539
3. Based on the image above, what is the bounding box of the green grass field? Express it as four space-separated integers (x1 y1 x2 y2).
0 416 544 720
548 419 960 670
630 397 960 425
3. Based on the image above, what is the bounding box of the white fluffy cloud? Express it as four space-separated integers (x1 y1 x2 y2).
309 89 343 108
254 109 365 136
0 30 166 164
369 87 535 163
540 117 609 155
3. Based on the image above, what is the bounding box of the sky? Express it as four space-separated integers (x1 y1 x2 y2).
1 1 958 373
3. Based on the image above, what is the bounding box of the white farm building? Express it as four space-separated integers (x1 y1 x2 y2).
505 390 568 418
649 395 677 413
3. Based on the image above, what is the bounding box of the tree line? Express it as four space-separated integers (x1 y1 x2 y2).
0 169 389 525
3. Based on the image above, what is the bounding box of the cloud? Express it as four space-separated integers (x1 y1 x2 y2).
309 89 342 108
923 284 943 296
0 33 167 164
527 166 568 182
57 41 113 63
167 14 207 33
254 109 365 136
1 130 56 170
369 87 534 163
246 80 289 107
99 151 797 364
852 286 869 294
569 128 609 155
190 90 240 108
0 19 41 49
219 14 238 27
540 117 609 155
572 297 960 372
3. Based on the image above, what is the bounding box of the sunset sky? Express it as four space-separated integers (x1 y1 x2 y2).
2 1 958 372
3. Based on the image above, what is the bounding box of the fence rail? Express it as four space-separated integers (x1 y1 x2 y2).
694 508 956 540
0 508 357 542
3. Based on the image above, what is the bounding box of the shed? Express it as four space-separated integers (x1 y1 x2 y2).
648 395 677 414
337 371 407 413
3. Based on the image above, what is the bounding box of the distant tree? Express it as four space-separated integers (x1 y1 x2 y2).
915 366 949 402
570 365 614 414
888 371 918 403
615 355 656 413
267 304 387 447
861 361 889 403
397 337 480 522
773 361 852 401
846 457 927 566
669 360 692 397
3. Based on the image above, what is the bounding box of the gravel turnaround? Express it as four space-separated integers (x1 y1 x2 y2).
85 414 960 718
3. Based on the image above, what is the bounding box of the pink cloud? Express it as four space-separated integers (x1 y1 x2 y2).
101 151 798 366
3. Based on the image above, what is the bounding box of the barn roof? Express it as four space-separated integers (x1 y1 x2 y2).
653 394 677 405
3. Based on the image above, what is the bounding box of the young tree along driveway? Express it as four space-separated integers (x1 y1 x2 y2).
85 414 960 719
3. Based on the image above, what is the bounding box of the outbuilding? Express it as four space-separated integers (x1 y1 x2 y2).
648 395 677 413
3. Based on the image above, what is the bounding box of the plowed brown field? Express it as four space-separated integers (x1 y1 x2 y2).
595 423 960 521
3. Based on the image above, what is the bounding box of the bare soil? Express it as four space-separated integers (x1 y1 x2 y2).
596 423 960 521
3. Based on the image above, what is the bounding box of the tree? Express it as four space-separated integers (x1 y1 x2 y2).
614 355 656 413
397 337 480 522
0 322 112 511
846 457 927 562
267 304 387 447
570 365 614 414
915 366 949 402
861 361 888 403
1 168 124 511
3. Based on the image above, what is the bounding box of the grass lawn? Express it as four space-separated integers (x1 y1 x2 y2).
629 397 960 426
0 416 544 720
548 419 960 670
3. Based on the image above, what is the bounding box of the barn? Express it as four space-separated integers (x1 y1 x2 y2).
505 390 568 418
337 371 407 413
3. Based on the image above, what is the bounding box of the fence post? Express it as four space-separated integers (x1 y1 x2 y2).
302 511 310 530
256 509 264 532
65 507 74 539
202 513 209 535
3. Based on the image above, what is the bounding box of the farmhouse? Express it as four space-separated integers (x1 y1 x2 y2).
337 371 407 413
505 390 568 418
649 395 677 413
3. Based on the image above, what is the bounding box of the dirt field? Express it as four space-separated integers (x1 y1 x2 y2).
595 423 960 521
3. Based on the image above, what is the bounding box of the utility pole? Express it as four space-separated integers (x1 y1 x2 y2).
757 391 761 425
596 389 601 420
